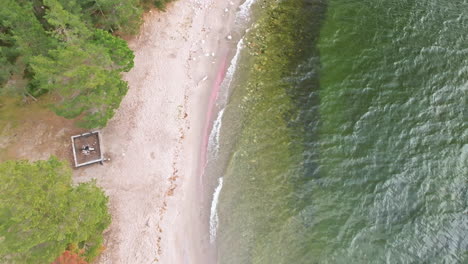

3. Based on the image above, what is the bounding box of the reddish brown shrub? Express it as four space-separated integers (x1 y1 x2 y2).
52 251 88 264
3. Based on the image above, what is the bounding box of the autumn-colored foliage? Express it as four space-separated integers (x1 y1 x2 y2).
52 251 88 264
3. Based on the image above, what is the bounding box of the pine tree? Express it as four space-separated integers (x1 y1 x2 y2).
0 157 110 263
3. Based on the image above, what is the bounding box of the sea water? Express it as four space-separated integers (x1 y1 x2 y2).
211 0 467 263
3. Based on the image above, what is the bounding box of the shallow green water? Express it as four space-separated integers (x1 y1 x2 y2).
216 0 467 263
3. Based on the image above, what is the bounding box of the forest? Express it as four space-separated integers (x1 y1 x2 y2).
0 0 172 262
0 158 110 263
1 0 172 128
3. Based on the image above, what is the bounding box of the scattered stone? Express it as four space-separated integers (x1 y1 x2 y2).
227 35 232 40
224 8 229 12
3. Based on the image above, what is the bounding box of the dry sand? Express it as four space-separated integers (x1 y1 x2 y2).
74 0 243 263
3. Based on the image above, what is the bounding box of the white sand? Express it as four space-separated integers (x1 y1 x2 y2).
74 0 242 263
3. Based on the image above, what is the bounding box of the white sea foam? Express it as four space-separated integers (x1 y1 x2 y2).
236 0 257 21
218 38 244 105
208 108 225 157
209 177 224 243
206 38 244 157
206 0 255 246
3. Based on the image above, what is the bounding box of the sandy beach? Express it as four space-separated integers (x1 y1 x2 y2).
73 0 243 263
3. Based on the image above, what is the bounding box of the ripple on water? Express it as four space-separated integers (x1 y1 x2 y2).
216 0 468 263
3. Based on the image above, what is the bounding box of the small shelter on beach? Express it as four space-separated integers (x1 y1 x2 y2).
71 131 104 167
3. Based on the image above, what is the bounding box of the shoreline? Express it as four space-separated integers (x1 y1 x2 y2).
199 53 228 184
73 0 244 263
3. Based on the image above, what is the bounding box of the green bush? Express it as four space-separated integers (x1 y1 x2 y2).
0 157 111 263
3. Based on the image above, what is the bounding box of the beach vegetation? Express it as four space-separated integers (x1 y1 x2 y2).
0 157 110 263
29 42 129 128
78 0 144 35
52 249 89 264
0 0 171 128
151 0 174 10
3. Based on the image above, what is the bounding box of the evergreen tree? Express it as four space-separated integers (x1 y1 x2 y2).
1 0 173 127
79 0 143 34
0 157 110 263
29 43 129 128
43 0 92 43
0 0 57 87
92 29 134 72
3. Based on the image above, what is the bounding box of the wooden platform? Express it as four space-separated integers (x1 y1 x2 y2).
71 131 104 167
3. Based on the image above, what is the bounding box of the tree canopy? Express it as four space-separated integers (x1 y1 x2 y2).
0 157 110 263
29 40 130 128
1 0 172 128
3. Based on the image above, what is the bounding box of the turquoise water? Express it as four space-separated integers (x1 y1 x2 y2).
216 0 467 263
